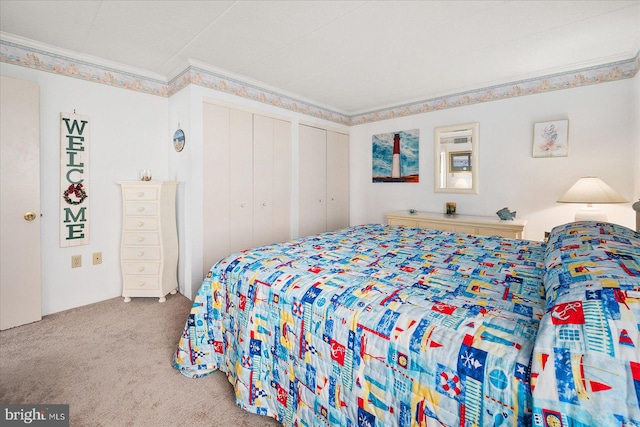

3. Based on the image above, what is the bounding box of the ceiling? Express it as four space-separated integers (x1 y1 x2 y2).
1 1 639 114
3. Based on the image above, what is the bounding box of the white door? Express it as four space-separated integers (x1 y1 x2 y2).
229 109 253 253
253 114 292 247
326 131 349 231
202 103 231 276
298 125 327 238
1 76 42 330
272 118 291 243
253 114 275 248
204 105 292 268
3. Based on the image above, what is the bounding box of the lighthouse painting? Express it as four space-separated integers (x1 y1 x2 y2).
372 129 419 182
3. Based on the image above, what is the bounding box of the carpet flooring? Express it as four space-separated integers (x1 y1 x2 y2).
0 293 282 427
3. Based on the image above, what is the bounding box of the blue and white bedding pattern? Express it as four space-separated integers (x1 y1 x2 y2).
174 224 547 426
531 222 640 427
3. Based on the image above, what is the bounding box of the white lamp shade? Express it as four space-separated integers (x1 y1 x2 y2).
557 176 627 222
557 177 628 204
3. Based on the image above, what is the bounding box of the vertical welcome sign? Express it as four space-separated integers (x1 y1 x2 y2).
60 112 89 247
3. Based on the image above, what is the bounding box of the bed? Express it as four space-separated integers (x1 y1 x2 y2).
174 221 640 427
530 222 640 427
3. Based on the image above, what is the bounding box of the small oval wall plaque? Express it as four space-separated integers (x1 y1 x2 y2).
173 128 185 152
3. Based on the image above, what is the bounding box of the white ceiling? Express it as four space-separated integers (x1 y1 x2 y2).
1 1 639 114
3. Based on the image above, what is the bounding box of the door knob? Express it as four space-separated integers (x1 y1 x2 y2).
24 212 36 221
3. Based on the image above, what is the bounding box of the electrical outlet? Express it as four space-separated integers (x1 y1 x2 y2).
93 252 102 265
71 255 82 268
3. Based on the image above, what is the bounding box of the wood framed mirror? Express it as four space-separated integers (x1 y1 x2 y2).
434 122 479 194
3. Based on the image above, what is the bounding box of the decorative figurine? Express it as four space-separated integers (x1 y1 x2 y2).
496 207 516 221
446 202 456 215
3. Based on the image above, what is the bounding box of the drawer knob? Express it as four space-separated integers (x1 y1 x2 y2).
139 281 145 287
138 221 144 227
137 251 145 257
137 207 145 212
241 204 245 208
137 191 144 197
262 202 267 207
137 236 145 242
137 266 145 272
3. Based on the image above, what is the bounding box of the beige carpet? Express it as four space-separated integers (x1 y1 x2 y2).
0 293 282 427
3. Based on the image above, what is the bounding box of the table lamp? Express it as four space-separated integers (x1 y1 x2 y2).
557 176 628 221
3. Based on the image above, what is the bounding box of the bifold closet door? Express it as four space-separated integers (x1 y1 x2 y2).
202 104 254 269
203 103 230 276
253 114 291 248
326 131 349 231
272 119 292 243
298 125 327 238
204 104 292 275
229 109 254 254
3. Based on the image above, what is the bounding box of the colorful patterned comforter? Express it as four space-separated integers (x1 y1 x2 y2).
531 222 640 427
174 224 547 426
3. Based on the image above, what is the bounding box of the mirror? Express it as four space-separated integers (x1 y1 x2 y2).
434 122 479 194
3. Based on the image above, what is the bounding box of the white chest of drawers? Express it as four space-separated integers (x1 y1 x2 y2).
386 210 527 239
118 181 178 302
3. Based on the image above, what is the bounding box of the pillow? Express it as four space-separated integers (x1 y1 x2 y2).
543 221 640 309
532 221 640 425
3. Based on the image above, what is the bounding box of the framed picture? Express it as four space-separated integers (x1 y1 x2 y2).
449 151 472 172
532 119 568 158
372 129 419 182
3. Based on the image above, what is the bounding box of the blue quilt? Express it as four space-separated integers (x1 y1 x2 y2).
174 224 547 426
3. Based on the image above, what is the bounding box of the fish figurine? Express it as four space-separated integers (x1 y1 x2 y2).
496 207 516 221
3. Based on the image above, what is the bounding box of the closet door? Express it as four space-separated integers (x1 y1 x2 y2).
204 103 292 270
326 131 349 231
253 115 292 247
272 118 291 243
298 124 327 237
203 103 230 275
229 109 253 253
253 114 275 248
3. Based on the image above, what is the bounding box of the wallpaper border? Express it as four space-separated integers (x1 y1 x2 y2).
1 37 638 126
168 65 351 125
0 39 169 97
350 53 640 125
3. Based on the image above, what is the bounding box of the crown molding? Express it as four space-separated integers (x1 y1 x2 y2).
1 33 638 126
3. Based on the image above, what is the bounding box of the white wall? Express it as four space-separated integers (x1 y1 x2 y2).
1 63 169 315
2 59 637 313
167 87 193 301
0 61 350 310
350 77 639 241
